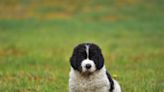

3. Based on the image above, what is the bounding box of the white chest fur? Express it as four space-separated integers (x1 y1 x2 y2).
69 67 110 92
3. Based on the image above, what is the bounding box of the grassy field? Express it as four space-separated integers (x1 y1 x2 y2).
0 0 164 92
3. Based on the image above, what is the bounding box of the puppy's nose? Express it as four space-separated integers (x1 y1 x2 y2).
85 64 91 69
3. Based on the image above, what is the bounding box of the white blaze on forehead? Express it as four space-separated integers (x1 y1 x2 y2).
85 45 89 58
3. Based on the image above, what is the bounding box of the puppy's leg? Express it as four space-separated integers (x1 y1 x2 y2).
113 80 121 92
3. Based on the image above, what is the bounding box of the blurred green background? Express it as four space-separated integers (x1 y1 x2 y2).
0 0 163 92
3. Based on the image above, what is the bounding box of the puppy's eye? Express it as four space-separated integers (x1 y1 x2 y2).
89 52 96 58
90 50 97 55
78 51 85 55
77 51 87 58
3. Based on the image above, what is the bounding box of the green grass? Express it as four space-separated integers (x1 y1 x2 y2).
0 0 164 92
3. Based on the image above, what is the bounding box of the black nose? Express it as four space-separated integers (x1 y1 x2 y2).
85 64 91 69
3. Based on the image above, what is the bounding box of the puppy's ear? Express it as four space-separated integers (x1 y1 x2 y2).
97 54 104 69
70 55 78 70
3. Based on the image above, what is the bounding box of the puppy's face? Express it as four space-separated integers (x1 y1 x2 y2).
70 43 104 75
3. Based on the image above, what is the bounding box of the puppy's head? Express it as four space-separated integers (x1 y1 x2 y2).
70 43 104 75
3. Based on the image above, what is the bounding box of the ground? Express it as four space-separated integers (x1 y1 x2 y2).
0 0 163 92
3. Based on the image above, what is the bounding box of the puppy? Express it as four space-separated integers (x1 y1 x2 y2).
69 43 121 92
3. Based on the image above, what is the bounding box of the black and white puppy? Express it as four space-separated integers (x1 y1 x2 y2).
69 43 121 92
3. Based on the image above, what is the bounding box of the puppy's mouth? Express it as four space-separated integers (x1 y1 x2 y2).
81 71 93 76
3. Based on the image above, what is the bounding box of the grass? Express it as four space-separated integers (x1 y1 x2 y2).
0 0 164 92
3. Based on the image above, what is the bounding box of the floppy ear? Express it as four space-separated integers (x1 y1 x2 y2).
70 55 78 70
97 54 104 69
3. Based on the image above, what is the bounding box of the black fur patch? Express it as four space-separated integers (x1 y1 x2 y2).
70 43 87 71
88 44 104 70
106 71 114 92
